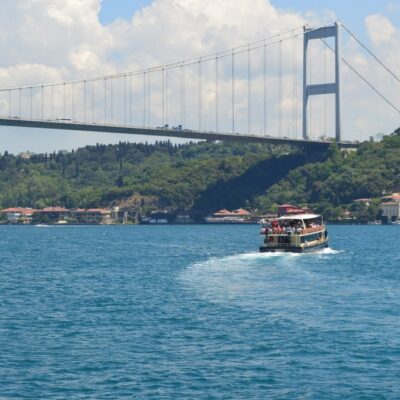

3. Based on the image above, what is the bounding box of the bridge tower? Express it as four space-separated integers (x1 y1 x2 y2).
303 21 342 141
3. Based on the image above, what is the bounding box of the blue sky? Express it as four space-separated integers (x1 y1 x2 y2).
100 0 152 24
99 0 400 41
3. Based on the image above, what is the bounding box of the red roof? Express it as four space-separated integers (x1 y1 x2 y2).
85 208 111 214
37 207 69 213
234 208 250 215
382 193 400 200
214 209 231 216
2 207 35 215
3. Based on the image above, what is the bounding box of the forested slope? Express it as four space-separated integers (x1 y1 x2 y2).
0 129 398 219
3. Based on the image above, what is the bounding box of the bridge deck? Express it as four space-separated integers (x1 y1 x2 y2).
0 118 358 150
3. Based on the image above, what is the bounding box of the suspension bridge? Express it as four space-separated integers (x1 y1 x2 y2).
0 21 398 151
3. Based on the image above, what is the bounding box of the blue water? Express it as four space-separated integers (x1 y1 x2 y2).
0 225 399 399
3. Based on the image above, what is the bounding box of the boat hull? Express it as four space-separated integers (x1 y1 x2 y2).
259 242 329 253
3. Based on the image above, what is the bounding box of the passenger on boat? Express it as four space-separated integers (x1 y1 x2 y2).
286 226 294 235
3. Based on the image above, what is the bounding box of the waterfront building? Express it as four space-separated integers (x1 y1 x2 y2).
1 208 35 224
70 208 112 224
380 193 400 223
205 208 252 223
141 210 169 224
381 202 400 223
34 207 70 222
83 209 112 224
174 210 194 224
381 193 400 203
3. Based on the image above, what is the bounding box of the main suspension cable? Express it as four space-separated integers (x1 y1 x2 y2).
321 39 400 115
342 24 400 85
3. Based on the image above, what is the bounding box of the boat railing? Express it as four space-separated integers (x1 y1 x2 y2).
267 242 294 248
301 226 325 235
266 225 325 236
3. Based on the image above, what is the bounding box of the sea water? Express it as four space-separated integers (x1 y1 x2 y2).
0 225 399 398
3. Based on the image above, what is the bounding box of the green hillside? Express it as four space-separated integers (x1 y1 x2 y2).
0 129 399 220
255 130 400 220
0 141 295 212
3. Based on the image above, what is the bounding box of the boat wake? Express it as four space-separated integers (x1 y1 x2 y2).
222 247 341 260
179 248 343 309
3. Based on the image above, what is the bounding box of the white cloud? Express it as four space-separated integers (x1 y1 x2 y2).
365 13 396 45
70 50 101 71
0 0 399 153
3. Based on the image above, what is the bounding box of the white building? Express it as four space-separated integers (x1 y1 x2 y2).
381 202 400 223
1 208 35 224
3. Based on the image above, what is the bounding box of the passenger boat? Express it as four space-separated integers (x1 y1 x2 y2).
259 213 328 253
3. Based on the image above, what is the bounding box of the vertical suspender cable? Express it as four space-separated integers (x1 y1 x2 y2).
183 62 186 128
166 68 169 127
41 85 44 120
264 42 267 135
19 88 21 118
294 35 298 137
148 71 151 128
104 78 107 124
129 73 133 126
72 83 75 121
30 87 33 119
143 72 146 128
124 75 127 126
111 78 113 124
216 55 219 133
84 81 86 123
292 33 295 138
248 45 251 134
51 85 54 121
91 80 94 124
7 90 11 118
198 58 202 131
180 63 183 126
324 43 327 138
278 39 282 137
232 49 235 133
63 83 66 120
162 68 165 127
309 39 312 139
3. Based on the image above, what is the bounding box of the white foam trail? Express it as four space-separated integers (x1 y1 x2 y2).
316 247 343 255
179 246 345 315
217 247 343 262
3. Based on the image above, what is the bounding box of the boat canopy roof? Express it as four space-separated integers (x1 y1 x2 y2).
278 213 321 221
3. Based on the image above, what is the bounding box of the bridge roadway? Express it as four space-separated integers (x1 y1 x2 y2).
0 118 358 150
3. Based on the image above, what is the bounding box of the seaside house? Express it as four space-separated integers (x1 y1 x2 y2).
34 207 70 223
82 209 112 224
380 193 400 223
1 208 35 224
141 210 169 224
205 208 252 223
